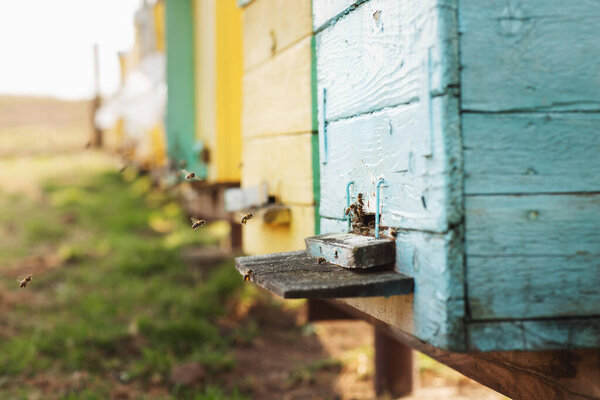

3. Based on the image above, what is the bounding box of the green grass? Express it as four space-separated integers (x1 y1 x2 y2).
0 169 249 399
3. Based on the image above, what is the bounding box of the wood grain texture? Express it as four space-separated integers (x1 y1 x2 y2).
242 37 313 138
305 233 395 268
321 219 465 350
235 250 414 298
319 97 462 232
312 0 357 31
468 255 600 320
460 0 600 112
468 318 600 352
464 113 600 194
243 0 312 71
466 194 600 256
242 133 315 205
242 204 315 255
315 0 459 123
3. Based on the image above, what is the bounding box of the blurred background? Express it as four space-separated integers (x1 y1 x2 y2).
0 0 507 399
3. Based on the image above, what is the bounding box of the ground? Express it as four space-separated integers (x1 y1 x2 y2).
0 96 506 399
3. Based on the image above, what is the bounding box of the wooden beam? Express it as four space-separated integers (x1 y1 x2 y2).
305 233 395 269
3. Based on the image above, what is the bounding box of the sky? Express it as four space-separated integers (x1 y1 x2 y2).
0 0 141 100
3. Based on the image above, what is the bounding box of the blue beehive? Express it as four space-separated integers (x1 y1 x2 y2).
312 0 600 352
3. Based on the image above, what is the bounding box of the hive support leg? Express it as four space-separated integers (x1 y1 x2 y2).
230 222 242 252
375 327 413 397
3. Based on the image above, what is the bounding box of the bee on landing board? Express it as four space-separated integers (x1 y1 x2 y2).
317 257 326 264
240 213 253 225
243 270 253 282
17 275 32 288
190 217 207 231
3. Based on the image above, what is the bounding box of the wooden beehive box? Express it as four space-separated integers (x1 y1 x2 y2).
235 0 319 255
311 0 600 352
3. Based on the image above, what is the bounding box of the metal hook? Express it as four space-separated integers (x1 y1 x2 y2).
345 181 355 232
375 178 385 239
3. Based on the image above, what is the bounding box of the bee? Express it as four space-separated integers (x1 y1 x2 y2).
243 270 253 282
240 213 253 225
190 217 207 231
182 170 196 180
118 164 127 173
317 257 326 264
17 275 32 288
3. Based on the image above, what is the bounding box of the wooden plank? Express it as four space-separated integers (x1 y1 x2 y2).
243 204 315 255
242 133 315 205
319 97 462 233
468 318 600 352
242 37 312 138
460 0 600 112
315 0 459 123
333 300 600 400
243 0 312 71
464 113 600 194
468 255 600 320
235 250 414 298
305 233 395 268
466 194 600 256
322 220 465 350
312 0 357 31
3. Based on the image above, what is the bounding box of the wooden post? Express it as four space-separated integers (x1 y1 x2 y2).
90 43 102 148
375 327 414 397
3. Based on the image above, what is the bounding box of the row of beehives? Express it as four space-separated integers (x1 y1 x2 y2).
103 0 600 353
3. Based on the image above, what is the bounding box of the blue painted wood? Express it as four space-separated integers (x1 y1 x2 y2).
468 319 600 351
305 233 395 268
464 113 600 194
460 0 600 112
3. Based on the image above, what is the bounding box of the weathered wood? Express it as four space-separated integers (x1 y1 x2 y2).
243 205 315 255
460 0 600 112
243 0 312 71
468 318 600 352
315 0 459 123
235 250 414 298
333 301 600 400
242 133 315 205
468 255 600 320
242 36 312 138
464 113 600 194
224 183 268 212
322 220 465 350
318 97 462 233
305 233 395 269
466 194 600 256
312 0 357 31
374 328 413 397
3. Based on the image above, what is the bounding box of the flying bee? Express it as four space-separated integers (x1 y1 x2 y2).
118 164 127 173
190 217 207 231
243 269 253 282
240 213 253 225
181 170 196 180
17 275 32 288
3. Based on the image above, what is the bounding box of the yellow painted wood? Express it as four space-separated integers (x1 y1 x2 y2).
153 0 165 53
149 123 167 167
241 133 314 205
215 0 242 182
242 36 313 138
242 205 315 255
243 0 312 71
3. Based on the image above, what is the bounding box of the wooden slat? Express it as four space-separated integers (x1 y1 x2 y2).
464 113 600 194
468 318 600 352
466 194 600 256
242 37 312 138
460 0 600 112
242 133 315 205
235 250 414 298
243 0 312 71
305 233 395 269
468 255 600 320
319 98 462 233
312 0 357 31
243 205 315 255
315 0 459 123
321 220 465 350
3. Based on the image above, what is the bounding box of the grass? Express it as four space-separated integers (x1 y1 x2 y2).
0 168 251 399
